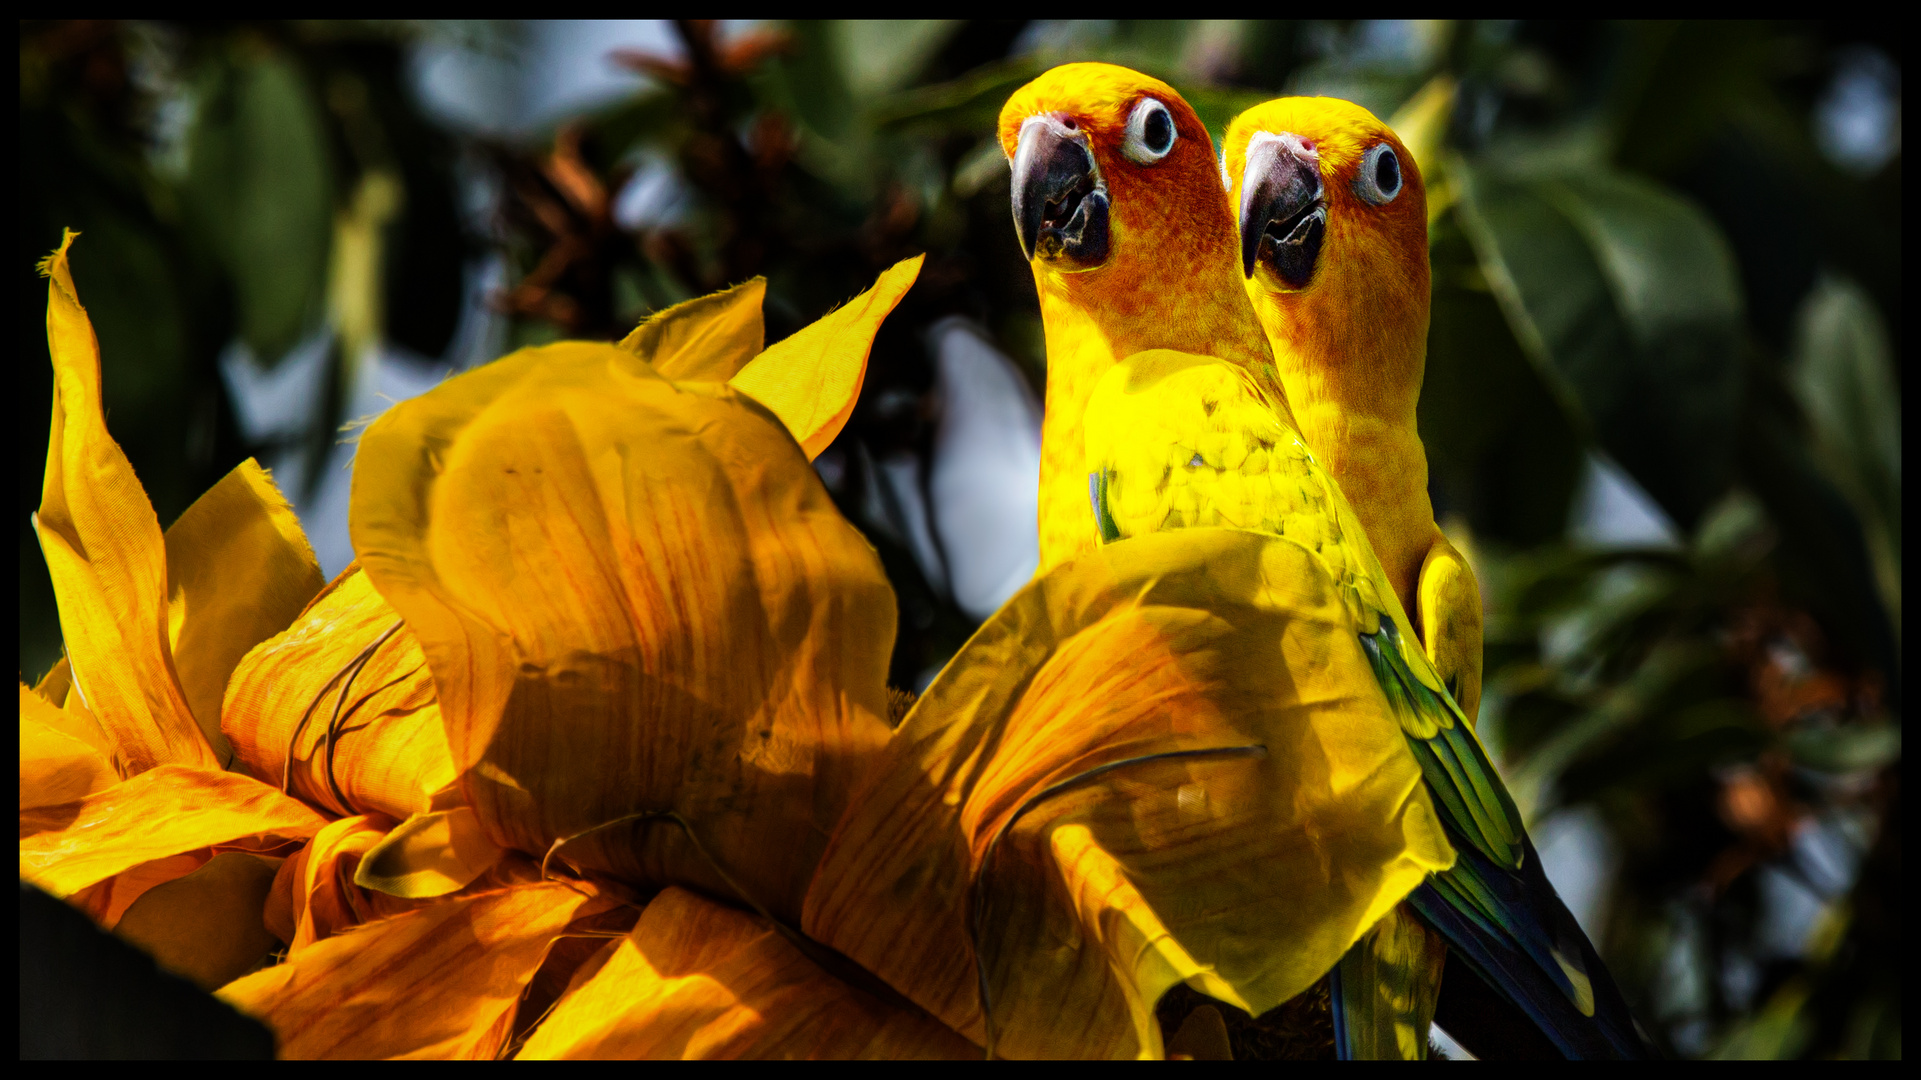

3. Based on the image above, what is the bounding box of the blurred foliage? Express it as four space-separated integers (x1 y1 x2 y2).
20 19 1900 1059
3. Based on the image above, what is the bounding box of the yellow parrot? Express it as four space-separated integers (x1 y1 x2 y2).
1223 96 1483 727
1000 63 1649 1060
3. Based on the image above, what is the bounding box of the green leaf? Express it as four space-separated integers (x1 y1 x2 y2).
1452 159 1745 531
183 48 334 363
1789 275 1901 636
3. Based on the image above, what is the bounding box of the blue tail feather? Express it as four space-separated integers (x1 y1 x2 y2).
1409 829 1652 1059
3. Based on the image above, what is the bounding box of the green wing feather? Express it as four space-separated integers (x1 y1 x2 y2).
1359 621 1523 869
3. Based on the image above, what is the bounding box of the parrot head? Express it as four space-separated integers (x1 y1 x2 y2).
998 64 1271 371
1224 98 1430 412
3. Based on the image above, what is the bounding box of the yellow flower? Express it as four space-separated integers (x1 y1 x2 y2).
25 233 1447 1059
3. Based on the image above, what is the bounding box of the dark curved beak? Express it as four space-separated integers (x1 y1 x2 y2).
1011 115 1110 267
1239 134 1326 288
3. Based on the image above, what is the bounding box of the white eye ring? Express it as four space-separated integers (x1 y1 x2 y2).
1122 98 1177 165
1352 142 1403 205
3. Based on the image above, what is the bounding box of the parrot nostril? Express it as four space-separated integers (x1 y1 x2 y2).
1062 118 1078 130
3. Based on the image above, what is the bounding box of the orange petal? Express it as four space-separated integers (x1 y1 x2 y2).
619 276 766 382
20 681 116 809
273 814 395 952
731 255 923 458
519 886 975 1059
166 457 325 765
34 230 214 773
220 881 606 1059
804 529 1455 1058
20 764 329 899
114 850 283 990
224 565 455 821
351 336 895 923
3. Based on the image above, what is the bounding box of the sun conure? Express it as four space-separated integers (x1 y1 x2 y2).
1223 95 1483 728
1221 95 1489 1060
999 64 1650 1060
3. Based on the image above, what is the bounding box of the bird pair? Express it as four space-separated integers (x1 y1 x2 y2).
996 64 1651 1060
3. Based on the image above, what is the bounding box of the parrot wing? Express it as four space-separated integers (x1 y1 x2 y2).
1084 349 1649 1058
1416 529 1485 725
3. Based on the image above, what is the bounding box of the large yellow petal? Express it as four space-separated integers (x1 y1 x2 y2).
619 276 766 382
351 337 895 924
519 886 975 1059
34 230 214 774
19 682 117 809
220 881 606 1059
224 565 455 821
730 255 923 459
20 764 328 899
166 458 325 764
803 528 1456 1059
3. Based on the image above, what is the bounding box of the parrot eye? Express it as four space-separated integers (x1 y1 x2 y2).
1122 98 1176 165
1353 143 1403 205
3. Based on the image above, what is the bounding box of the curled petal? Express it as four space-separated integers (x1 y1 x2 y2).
804 529 1455 1058
34 230 213 773
519 886 974 1059
264 814 393 952
20 764 328 900
351 337 897 922
221 881 607 1059
224 566 455 821
353 805 508 900
731 255 922 459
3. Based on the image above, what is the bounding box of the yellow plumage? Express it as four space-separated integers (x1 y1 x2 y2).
1222 93 1484 724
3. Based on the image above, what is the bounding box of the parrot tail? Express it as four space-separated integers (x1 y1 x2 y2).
1407 828 1655 1059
